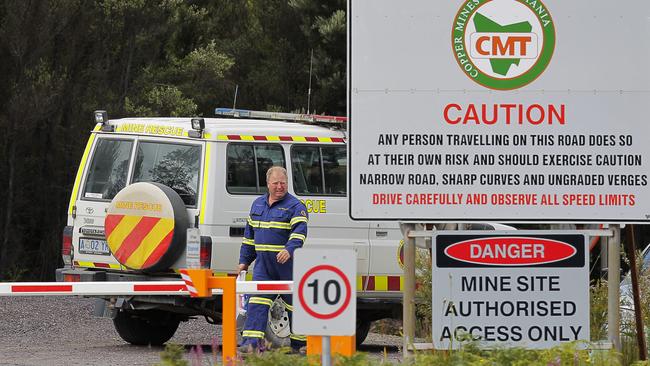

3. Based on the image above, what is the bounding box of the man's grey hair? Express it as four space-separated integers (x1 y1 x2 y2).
266 166 288 181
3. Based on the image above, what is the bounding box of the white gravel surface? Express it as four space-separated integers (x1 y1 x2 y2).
0 297 403 365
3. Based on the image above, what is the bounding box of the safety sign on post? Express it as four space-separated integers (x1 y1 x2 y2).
349 0 650 223
432 232 589 349
293 248 356 335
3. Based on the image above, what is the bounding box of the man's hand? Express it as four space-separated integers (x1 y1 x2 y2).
238 263 249 275
276 249 290 264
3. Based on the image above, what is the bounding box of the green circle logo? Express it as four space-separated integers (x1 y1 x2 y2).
452 0 555 90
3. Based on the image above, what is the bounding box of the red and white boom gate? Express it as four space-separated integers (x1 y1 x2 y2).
0 279 291 297
0 270 292 365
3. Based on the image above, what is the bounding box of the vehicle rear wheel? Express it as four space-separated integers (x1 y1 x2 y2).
113 310 180 346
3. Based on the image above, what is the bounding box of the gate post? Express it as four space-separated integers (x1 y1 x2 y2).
607 225 621 351
400 223 417 358
181 269 237 364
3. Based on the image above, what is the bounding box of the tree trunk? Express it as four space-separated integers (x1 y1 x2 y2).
120 34 135 108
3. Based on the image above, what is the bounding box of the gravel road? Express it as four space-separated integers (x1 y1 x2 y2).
0 297 403 365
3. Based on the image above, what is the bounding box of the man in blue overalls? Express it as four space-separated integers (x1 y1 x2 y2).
238 166 308 353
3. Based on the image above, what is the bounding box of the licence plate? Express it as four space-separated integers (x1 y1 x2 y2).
78 238 110 255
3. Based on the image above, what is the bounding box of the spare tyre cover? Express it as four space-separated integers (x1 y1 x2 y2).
104 182 188 272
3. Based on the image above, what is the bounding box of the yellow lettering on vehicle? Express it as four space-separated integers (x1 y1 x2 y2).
300 199 327 214
115 201 162 212
116 123 184 136
144 124 184 136
117 123 145 133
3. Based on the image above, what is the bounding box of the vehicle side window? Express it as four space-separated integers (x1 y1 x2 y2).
227 143 285 194
83 138 133 201
132 142 201 206
291 145 346 196
322 146 347 195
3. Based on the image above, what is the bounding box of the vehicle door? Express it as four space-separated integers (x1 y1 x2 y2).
216 142 288 273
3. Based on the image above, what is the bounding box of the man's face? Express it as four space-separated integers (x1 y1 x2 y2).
267 172 288 201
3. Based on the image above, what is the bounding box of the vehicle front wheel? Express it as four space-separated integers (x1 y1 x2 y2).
113 310 180 346
356 320 372 345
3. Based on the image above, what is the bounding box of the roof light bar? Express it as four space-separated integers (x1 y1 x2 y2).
214 107 347 125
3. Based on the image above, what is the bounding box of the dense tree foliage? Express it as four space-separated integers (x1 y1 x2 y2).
0 0 345 280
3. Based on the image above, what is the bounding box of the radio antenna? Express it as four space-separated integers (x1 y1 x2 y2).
232 84 239 110
307 49 314 114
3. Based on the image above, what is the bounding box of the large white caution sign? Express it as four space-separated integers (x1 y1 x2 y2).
432 232 589 349
349 0 650 222
292 248 356 336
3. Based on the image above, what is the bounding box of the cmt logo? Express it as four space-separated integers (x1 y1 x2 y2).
469 33 538 59
451 0 555 90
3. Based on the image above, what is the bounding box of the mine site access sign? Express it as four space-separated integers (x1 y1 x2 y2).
432 232 589 349
349 0 650 222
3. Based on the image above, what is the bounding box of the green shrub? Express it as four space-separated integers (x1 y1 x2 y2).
590 279 608 341
234 342 622 365
156 343 188 366
410 342 621 366
237 348 311 366
414 249 432 340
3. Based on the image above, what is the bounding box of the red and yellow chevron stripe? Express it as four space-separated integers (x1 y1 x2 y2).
216 135 344 143
73 261 121 269
105 214 175 270
357 275 403 291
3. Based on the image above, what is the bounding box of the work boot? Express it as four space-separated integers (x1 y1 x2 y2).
290 346 307 355
237 343 256 354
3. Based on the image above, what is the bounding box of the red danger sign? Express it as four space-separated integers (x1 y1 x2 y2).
444 237 577 266
298 265 352 319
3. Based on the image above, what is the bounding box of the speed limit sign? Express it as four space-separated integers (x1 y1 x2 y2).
292 248 356 335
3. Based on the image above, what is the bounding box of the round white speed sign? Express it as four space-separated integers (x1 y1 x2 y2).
298 265 352 319
292 248 356 335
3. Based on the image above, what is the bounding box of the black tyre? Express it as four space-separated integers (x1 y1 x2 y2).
356 320 372 346
113 310 180 346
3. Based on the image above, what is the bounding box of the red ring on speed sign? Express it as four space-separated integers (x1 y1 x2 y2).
298 264 352 320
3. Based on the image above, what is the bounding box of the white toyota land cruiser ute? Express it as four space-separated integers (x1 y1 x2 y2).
57 109 408 347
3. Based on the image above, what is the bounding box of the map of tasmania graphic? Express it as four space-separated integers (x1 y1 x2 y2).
473 12 532 76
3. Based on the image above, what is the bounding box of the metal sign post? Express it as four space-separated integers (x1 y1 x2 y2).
322 336 331 366
607 225 621 351
400 223 416 358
